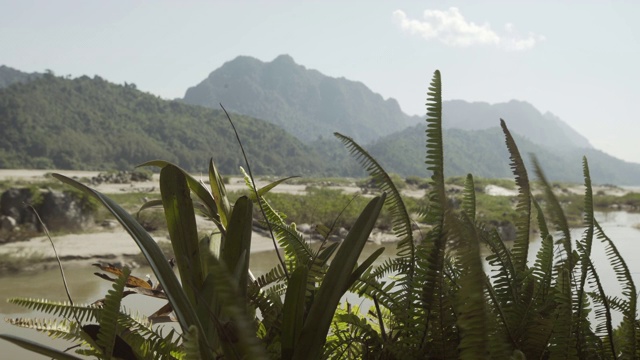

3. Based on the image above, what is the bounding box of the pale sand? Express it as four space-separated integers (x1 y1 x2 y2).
0 229 281 261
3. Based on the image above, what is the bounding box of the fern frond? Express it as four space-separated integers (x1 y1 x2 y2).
182 325 201 360
7 317 85 344
334 132 415 262
253 264 287 289
203 254 267 360
116 312 184 359
96 266 130 358
532 157 572 265
325 305 383 359
595 218 637 357
7 298 99 323
461 174 476 221
582 255 617 357
532 234 555 303
500 119 531 274
548 268 577 359
415 70 451 356
241 168 314 273
575 157 597 358
446 211 487 359
425 70 445 213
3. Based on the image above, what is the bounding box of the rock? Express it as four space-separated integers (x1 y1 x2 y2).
101 220 118 229
0 188 37 225
0 215 17 231
37 190 94 231
296 223 312 233
338 227 349 237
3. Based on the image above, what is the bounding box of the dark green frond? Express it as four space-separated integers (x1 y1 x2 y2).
575 157 596 358
241 168 314 272
549 268 577 359
532 157 572 261
96 266 130 358
7 298 99 323
583 257 617 358
334 132 415 263
447 211 487 359
462 174 476 221
425 69 445 207
500 119 531 274
595 219 637 357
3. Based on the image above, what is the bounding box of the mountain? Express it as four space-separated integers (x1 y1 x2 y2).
183 54 417 144
441 100 592 151
183 55 596 153
366 123 640 185
2 60 639 185
0 65 41 89
0 73 327 175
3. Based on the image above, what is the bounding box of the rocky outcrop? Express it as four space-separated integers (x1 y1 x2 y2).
0 188 38 231
90 170 152 185
0 188 95 236
37 190 95 231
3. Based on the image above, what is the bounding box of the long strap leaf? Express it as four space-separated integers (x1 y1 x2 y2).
293 194 386 360
52 174 209 351
0 334 83 360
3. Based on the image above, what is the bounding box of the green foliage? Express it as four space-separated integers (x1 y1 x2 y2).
4 69 639 360
0 74 326 175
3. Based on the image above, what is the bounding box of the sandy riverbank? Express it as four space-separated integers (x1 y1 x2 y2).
1 168 633 274
0 228 288 273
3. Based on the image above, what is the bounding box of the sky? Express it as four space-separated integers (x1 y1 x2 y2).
1 1 640 164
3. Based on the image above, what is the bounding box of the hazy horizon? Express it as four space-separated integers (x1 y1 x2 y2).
1 1 639 163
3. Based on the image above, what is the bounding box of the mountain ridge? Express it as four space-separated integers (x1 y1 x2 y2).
183 54 416 144
0 65 42 89
2 60 639 184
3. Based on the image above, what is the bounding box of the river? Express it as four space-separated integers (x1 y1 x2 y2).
1 211 639 359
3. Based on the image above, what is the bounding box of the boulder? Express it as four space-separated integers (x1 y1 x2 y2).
37 190 94 231
0 188 37 226
0 188 95 233
0 215 17 231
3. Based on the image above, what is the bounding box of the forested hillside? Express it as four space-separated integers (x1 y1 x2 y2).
0 65 41 89
0 74 327 175
2 68 640 185
367 123 640 185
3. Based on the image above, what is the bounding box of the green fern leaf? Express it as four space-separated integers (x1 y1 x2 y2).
96 266 130 359
499 119 531 274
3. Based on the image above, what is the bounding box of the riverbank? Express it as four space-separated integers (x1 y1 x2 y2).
0 227 313 274
2 169 639 275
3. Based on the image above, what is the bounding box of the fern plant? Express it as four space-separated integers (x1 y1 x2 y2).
326 69 640 359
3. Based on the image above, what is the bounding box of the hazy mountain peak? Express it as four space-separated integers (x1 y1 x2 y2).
442 98 592 151
272 54 296 64
184 54 416 143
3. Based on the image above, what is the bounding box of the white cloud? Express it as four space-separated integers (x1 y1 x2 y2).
392 8 544 51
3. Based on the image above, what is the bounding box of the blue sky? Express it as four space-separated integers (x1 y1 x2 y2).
2 1 639 164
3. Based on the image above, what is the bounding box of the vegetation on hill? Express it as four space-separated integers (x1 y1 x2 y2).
0 65 41 89
0 73 326 175
2 62 640 185
368 123 640 185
